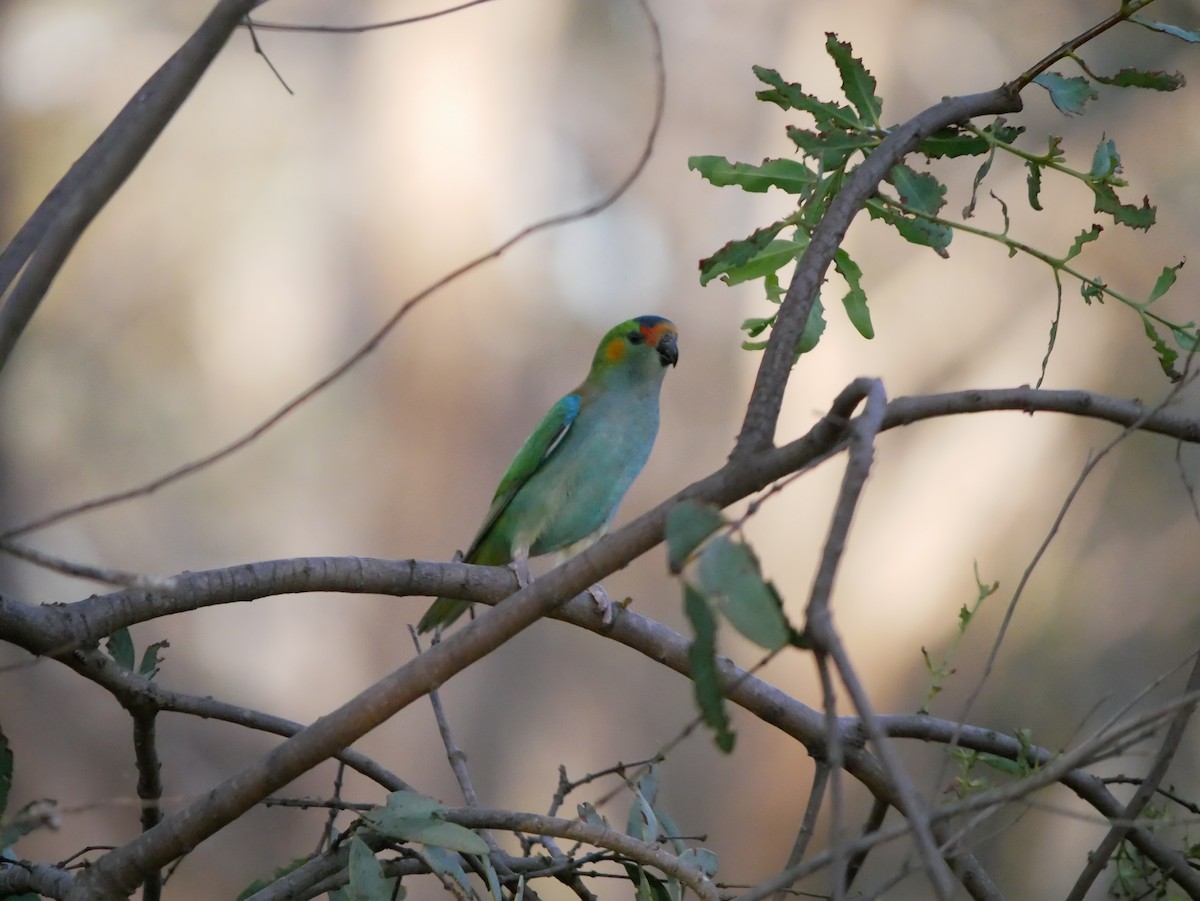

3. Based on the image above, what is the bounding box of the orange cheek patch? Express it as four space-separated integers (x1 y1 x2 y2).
605 338 627 363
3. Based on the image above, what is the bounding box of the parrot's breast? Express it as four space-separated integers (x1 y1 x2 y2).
507 390 661 558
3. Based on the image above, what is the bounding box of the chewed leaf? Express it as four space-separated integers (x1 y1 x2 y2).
698 219 789 286
866 199 952 256
1147 262 1184 305
834 249 873 339
825 33 882 126
1034 72 1098 115
1097 67 1185 91
687 155 816 194
1091 184 1156 230
1064 225 1102 261
887 163 946 215
718 238 807 287
752 65 860 130
1142 314 1183 382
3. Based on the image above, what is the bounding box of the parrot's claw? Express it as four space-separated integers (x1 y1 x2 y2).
587 583 615 626
507 558 532 589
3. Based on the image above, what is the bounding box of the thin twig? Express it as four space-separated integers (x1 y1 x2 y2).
941 374 1197 792
243 16 294 94
770 761 828 901
130 706 163 901
1065 651 1200 900
246 0 498 34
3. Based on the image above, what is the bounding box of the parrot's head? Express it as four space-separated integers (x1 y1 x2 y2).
592 316 679 378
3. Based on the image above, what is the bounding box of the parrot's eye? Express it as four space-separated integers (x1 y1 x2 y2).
627 330 645 344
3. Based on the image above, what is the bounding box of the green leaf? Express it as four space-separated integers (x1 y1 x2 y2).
833 250 873 339
1147 262 1184 304
683 584 735 753
1080 275 1106 305
919 121 1023 159
105 628 135 671
623 864 671 901
1089 137 1121 180
666 500 725 573
698 219 789 286
362 791 489 855
679 847 720 878
423 846 473 894
1033 72 1098 115
0 730 11 819
1093 67 1186 91
786 127 875 169
1129 14 1200 43
626 766 660 844
866 199 952 257
741 317 772 339
794 298 827 357
1142 314 1183 382
718 238 808 287
138 640 169 680
1091 183 1156 230
963 148 996 218
977 753 1024 777
887 163 946 216
752 65 860 130
1025 161 1043 211
1064 225 1102 261
687 155 816 194
1171 322 1199 352
697 537 789 651
347 837 401 901
825 34 882 126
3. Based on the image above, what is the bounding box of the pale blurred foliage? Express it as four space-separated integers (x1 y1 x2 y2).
1 0 1199 898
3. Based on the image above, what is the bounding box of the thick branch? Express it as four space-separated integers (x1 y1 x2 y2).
9 381 1196 898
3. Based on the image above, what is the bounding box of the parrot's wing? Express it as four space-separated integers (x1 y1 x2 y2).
464 392 581 560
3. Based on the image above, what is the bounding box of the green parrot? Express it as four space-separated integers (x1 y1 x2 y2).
417 315 679 633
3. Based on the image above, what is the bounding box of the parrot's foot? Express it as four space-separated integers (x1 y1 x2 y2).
587 583 616 627
507 558 532 589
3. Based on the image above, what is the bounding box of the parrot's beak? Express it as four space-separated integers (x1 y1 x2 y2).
656 331 679 367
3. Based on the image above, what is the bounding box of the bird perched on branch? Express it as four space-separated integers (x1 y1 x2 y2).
417 315 679 633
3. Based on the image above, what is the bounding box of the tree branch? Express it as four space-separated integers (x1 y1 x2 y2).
0 0 265 373
734 87 1023 455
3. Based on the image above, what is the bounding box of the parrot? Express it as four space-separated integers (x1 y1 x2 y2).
417 315 679 634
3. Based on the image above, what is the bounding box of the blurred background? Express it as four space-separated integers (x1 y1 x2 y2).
2 0 1200 897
